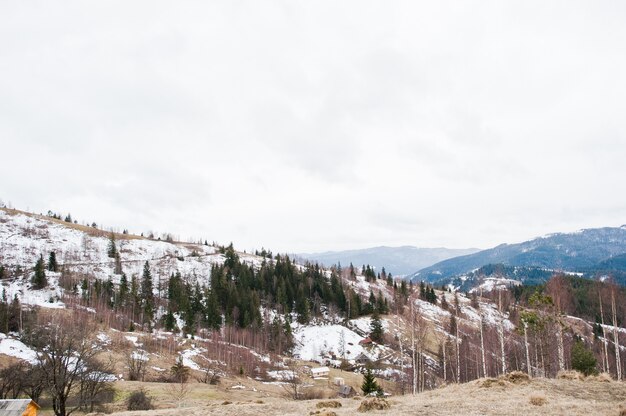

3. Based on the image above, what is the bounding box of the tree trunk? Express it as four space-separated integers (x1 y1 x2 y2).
524 322 531 377
612 291 622 381
599 292 610 373
556 322 565 372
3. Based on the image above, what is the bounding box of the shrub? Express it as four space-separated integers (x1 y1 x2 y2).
126 388 153 411
571 340 598 376
358 398 390 412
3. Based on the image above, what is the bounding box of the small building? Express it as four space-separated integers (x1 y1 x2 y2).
354 353 371 365
0 399 40 416
359 337 373 345
333 377 345 386
338 385 356 398
310 366 330 378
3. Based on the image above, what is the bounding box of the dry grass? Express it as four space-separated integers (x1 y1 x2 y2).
82 374 626 416
503 371 530 383
478 378 509 388
529 395 547 406
585 373 613 383
358 398 391 412
557 370 584 381
316 401 342 409
310 411 337 416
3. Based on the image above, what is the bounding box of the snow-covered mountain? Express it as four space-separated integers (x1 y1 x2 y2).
410 226 626 286
298 246 480 277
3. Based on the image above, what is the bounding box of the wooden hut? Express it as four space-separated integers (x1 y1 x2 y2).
0 399 40 416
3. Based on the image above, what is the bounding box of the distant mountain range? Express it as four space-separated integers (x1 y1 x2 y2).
410 225 626 287
297 246 480 277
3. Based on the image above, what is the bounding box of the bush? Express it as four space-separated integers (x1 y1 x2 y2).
126 388 153 411
571 340 598 376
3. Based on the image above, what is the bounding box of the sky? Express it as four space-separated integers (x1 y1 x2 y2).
2 1 626 253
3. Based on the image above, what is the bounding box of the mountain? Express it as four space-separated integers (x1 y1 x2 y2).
410 226 626 285
297 246 480 277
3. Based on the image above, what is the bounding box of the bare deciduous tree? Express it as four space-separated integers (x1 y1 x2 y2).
29 319 111 416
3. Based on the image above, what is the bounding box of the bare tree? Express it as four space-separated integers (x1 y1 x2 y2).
168 357 191 407
29 319 107 416
127 350 148 381
281 361 308 400
611 289 622 381
599 290 610 373
497 290 507 375
79 357 115 413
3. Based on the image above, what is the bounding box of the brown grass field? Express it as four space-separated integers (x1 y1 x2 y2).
77 374 626 416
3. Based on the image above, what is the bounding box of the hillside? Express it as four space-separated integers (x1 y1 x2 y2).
298 246 480 277
1 206 625 416
410 226 626 286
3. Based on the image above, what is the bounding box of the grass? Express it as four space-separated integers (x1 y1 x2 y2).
92 374 626 416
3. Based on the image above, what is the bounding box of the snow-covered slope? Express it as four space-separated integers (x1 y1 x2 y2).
0 208 264 308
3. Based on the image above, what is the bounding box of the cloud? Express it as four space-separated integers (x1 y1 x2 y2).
1 1 626 252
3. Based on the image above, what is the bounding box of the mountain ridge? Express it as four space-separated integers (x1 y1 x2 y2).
297 245 481 277
410 225 626 285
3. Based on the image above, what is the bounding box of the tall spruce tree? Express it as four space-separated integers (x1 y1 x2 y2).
107 233 117 258
370 310 384 343
47 251 58 272
361 367 382 396
141 261 155 331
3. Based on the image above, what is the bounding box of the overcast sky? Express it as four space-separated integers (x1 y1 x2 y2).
2 1 626 253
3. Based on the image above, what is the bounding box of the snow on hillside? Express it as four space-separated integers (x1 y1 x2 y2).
413 290 514 334
0 332 38 363
0 209 268 308
292 324 365 362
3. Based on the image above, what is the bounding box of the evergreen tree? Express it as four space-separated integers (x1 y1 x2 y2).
440 293 449 311
141 261 155 331
117 273 129 308
107 233 117 258
370 311 384 343
32 255 47 289
163 309 177 332
571 339 597 376
361 367 382 396
47 251 58 272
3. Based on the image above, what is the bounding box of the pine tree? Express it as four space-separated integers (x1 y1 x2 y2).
571 339 597 376
370 311 384 343
361 367 382 396
117 273 129 308
107 233 117 258
32 255 47 289
141 261 155 331
163 309 177 332
440 294 449 310
47 251 58 272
